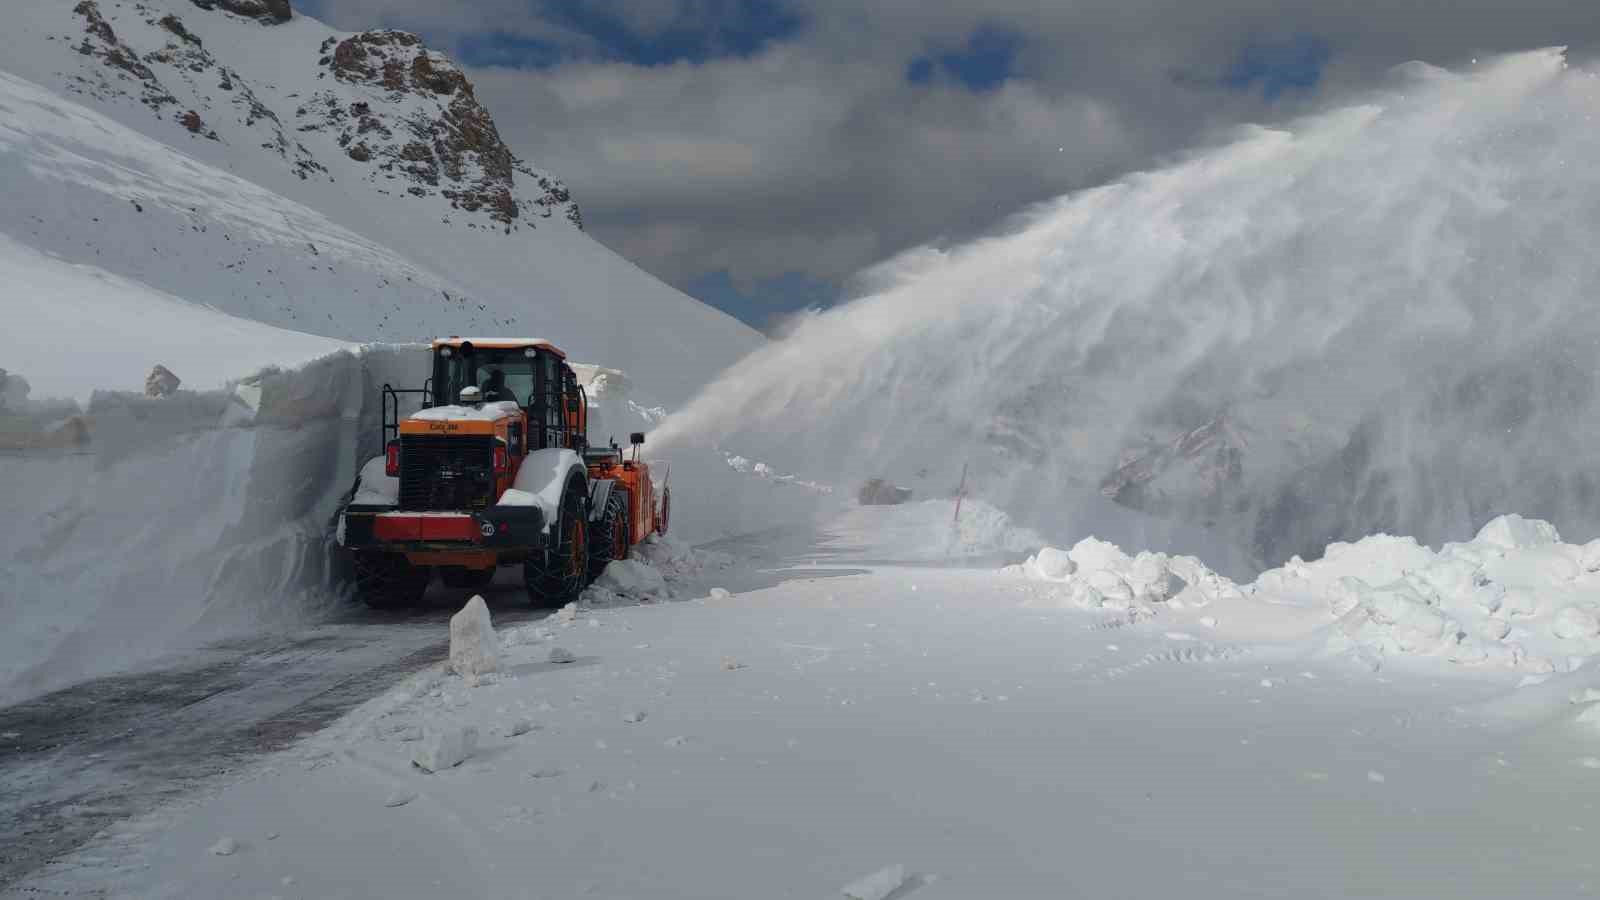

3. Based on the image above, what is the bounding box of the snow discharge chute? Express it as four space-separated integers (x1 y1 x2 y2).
652 48 1600 575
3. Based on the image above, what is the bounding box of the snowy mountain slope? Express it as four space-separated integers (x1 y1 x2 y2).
0 231 348 402
0 0 759 404
657 49 1600 570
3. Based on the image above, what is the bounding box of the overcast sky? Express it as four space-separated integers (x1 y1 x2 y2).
297 0 1600 330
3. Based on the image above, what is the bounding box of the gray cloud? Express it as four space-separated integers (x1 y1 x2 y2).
309 0 1600 320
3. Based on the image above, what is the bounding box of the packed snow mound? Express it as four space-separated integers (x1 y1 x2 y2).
1014 515 1600 674
0 1 759 405
656 49 1600 565
582 535 734 607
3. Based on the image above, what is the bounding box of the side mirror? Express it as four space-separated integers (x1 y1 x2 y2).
629 432 646 446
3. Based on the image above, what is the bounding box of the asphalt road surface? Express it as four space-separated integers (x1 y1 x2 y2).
0 578 549 889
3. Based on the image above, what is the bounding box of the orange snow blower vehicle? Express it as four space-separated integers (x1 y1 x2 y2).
337 338 669 608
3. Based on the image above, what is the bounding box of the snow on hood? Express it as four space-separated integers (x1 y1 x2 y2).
411 402 522 423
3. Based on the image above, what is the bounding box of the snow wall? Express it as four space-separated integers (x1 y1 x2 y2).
0 351 825 705
0 346 422 703
654 49 1600 577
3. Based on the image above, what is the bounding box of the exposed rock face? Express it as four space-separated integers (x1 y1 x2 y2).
145 364 182 398
60 2 580 229
190 0 292 25
313 29 582 228
1100 413 1247 517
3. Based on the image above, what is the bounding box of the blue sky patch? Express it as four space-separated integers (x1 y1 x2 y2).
453 1 804 69
1224 35 1332 99
907 25 1023 92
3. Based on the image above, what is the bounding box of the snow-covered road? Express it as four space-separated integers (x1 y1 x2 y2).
8 509 1600 899
0 585 554 888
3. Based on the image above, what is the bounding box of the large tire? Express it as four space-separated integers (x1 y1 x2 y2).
352 552 430 609
439 566 495 590
524 479 588 606
657 484 671 536
587 490 630 583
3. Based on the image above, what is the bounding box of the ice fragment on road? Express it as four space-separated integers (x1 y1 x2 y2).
1367 770 1387 783
449 595 501 684
840 864 906 900
548 646 577 664
623 710 648 724
208 837 238 857
384 791 417 808
721 656 746 670
508 718 534 737
709 587 732 600
412 726 478 773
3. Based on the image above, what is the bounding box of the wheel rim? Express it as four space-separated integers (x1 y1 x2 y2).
567 515 586 580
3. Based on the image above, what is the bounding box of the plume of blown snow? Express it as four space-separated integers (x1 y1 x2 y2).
652 49 1600 574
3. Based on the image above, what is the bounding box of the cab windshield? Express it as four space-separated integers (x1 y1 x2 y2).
432 347 538 408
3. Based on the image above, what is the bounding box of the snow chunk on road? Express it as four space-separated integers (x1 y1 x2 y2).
207 837 238 857
595 559 667 599
840 864 907 900
449 596 500 684
1474 514 1561 551
413 726 478 773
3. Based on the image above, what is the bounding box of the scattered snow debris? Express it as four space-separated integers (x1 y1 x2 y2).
1367 771 1387 783
265 833 279 841
383 791 416 808
840 864 907 900
622 710 648 724
664 736 688 747
394 725 423 742
528 767 563 779
1200 617 1218 628
721 656 747 671
508 719 534 737
448 595 501 684
588 780 605 793
208 837 238 857
1259 679 1274 688
1580 758 1600 770
548 647 577 664
556 603 578 624
412 726 478 773
709 588 732 601
0 731 18 739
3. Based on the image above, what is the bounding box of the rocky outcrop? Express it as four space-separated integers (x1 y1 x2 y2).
1100 413 1247 516
313 30 582 228
59 3 577 227
189 0 292 25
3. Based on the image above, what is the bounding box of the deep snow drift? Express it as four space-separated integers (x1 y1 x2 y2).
655 49 1600 571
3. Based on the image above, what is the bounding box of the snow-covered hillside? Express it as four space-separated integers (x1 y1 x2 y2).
0 0 759 405
656 49 1600 571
